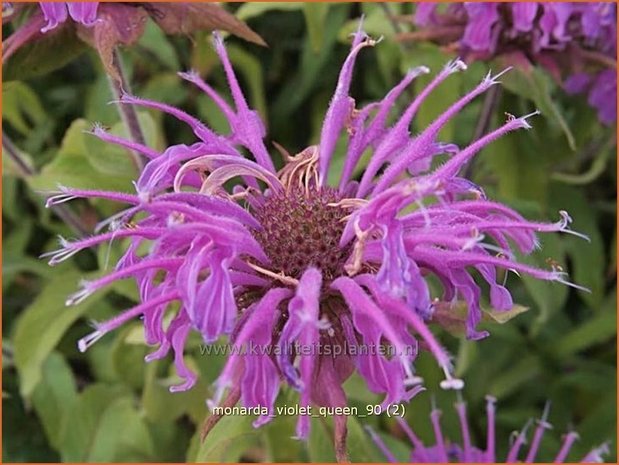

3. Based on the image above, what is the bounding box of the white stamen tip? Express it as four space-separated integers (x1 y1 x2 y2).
77 330 104 352
446 58 467 74
404 375 424 387
178 70 200 81
66 281 93 306
440 378 465 390
410 65 431 76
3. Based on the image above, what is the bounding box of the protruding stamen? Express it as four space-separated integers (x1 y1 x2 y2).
445 58 468 74
65 281 93 306
439 365 464 390
482 66 513 87
78 329 105 353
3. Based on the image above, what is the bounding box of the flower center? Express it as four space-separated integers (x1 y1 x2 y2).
252 186 352 281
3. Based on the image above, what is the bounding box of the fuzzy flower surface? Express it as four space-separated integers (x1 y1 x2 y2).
45 29 587 449
368 396 609 463
413 2 617 124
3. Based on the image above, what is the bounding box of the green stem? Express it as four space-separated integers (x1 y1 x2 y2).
106 48 145 171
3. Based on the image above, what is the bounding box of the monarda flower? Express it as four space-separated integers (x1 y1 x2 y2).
367 396 609 463
411 2 617 124
44 29 586 458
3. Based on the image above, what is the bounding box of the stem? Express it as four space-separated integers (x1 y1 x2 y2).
463 85 503 179
106 48 145 172
2 134 89 236
379 2 404 36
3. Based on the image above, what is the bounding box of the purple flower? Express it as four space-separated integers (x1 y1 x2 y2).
565 69 617 125
39 2 99 33
44 29 587 455
368 396 609 463
413 2 617 125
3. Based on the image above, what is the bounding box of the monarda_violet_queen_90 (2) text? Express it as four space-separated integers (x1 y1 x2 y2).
42 26 589 459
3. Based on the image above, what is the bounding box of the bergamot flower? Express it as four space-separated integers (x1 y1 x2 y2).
43 28 587 457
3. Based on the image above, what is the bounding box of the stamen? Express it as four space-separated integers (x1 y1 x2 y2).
445 58 468 74
77 329 105 353
246 261 299 287
482 66 513 86
65 280 93 306
557 210 591 241
439 365 464 390
40 236 80 265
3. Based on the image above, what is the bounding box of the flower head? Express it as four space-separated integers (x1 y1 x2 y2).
44 29 586 455
368 396 609 463
413 2 617 124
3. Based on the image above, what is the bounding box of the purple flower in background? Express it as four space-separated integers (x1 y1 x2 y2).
44 28 587 457
413 2 617 125
39 2 99 33
368 396 609 463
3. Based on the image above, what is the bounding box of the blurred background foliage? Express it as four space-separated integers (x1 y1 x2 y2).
2 2 616 462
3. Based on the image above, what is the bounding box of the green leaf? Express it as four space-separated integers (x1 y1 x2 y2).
4 25 88 81
110 326 148 390
236 2 303 22
2 81 47 135
195 412 261 462
432 301 529 337
31 353 77 450
496 63 576 150
307 416 336 462
3 220 51 290
339 3 403 42
553 290 617 358
346 415 383 462
549 183 605 308
303 3 329 53
489 354 541 399
484 303 530 324
28 119 137 192
141 360 209 425
137 20 180 70
59 384 155 461
83 112 157 176
520 233 568 331
12 268 106 398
